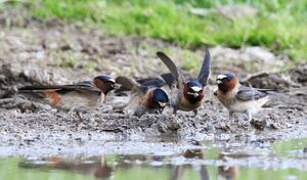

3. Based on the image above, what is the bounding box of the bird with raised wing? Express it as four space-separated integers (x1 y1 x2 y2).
156 49 211 116
115 76 169 117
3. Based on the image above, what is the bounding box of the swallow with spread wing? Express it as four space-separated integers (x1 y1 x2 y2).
115 76 169 117
18 75 118 114
214 72 273 121
156 49 211 115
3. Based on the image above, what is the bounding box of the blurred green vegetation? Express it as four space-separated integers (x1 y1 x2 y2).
273 137 307 157
7 0 307 61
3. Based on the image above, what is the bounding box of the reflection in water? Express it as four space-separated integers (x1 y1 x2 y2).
171 149 209 180
5 137 307 179
171 165 209 180
218 166 238 180
218 154 239 180
18 149 241 180
15 142 307 180
18 149 213 180
19 156 113 179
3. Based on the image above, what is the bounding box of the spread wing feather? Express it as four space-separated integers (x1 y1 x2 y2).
136 77 166 88
115 76 147 94
156 52 184 90
197 48 211 86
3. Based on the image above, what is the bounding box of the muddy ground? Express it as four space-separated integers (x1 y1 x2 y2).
0 11 307 159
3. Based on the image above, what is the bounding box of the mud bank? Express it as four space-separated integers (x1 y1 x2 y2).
0 61 306 158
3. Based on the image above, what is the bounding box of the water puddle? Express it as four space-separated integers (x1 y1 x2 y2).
1 136 307 179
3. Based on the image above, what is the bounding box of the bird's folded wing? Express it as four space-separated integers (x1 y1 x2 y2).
18 85 64 93
236 86 268 101
18 84 100 94
136 77 166 88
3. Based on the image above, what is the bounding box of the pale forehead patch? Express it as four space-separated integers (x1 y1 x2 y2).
190 86 202 92
107 78 116 83
217 74 227 80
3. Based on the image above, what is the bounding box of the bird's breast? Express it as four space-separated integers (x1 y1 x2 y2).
177 95 202 111
141 90 159 109
124 93 147 116
216 89 236 105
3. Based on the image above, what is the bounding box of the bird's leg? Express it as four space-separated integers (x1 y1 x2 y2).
246 111 252 122
173 108 177 116
229 111 240 132
68 108 83 125
76 111 84 123
68 108 76 119
228 111 234 124
226 111 235 131
193 109 198 117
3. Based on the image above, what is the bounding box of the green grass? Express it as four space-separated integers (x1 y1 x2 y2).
5 0 307 61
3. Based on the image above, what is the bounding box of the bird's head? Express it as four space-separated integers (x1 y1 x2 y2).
151 88 169 108
94 75 119 94
183 80 204 102
216 73 239 93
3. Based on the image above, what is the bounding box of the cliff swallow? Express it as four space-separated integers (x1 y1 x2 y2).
115 76 169 117
18 75 118 113
156 49 211 115
214 73 273 121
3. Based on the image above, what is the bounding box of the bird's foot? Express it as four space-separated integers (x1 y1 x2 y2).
192 110 198 117
219 122 235 132
250 118 266 130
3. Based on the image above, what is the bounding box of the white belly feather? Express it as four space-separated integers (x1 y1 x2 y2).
56 91 102 111
228 96 269 114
